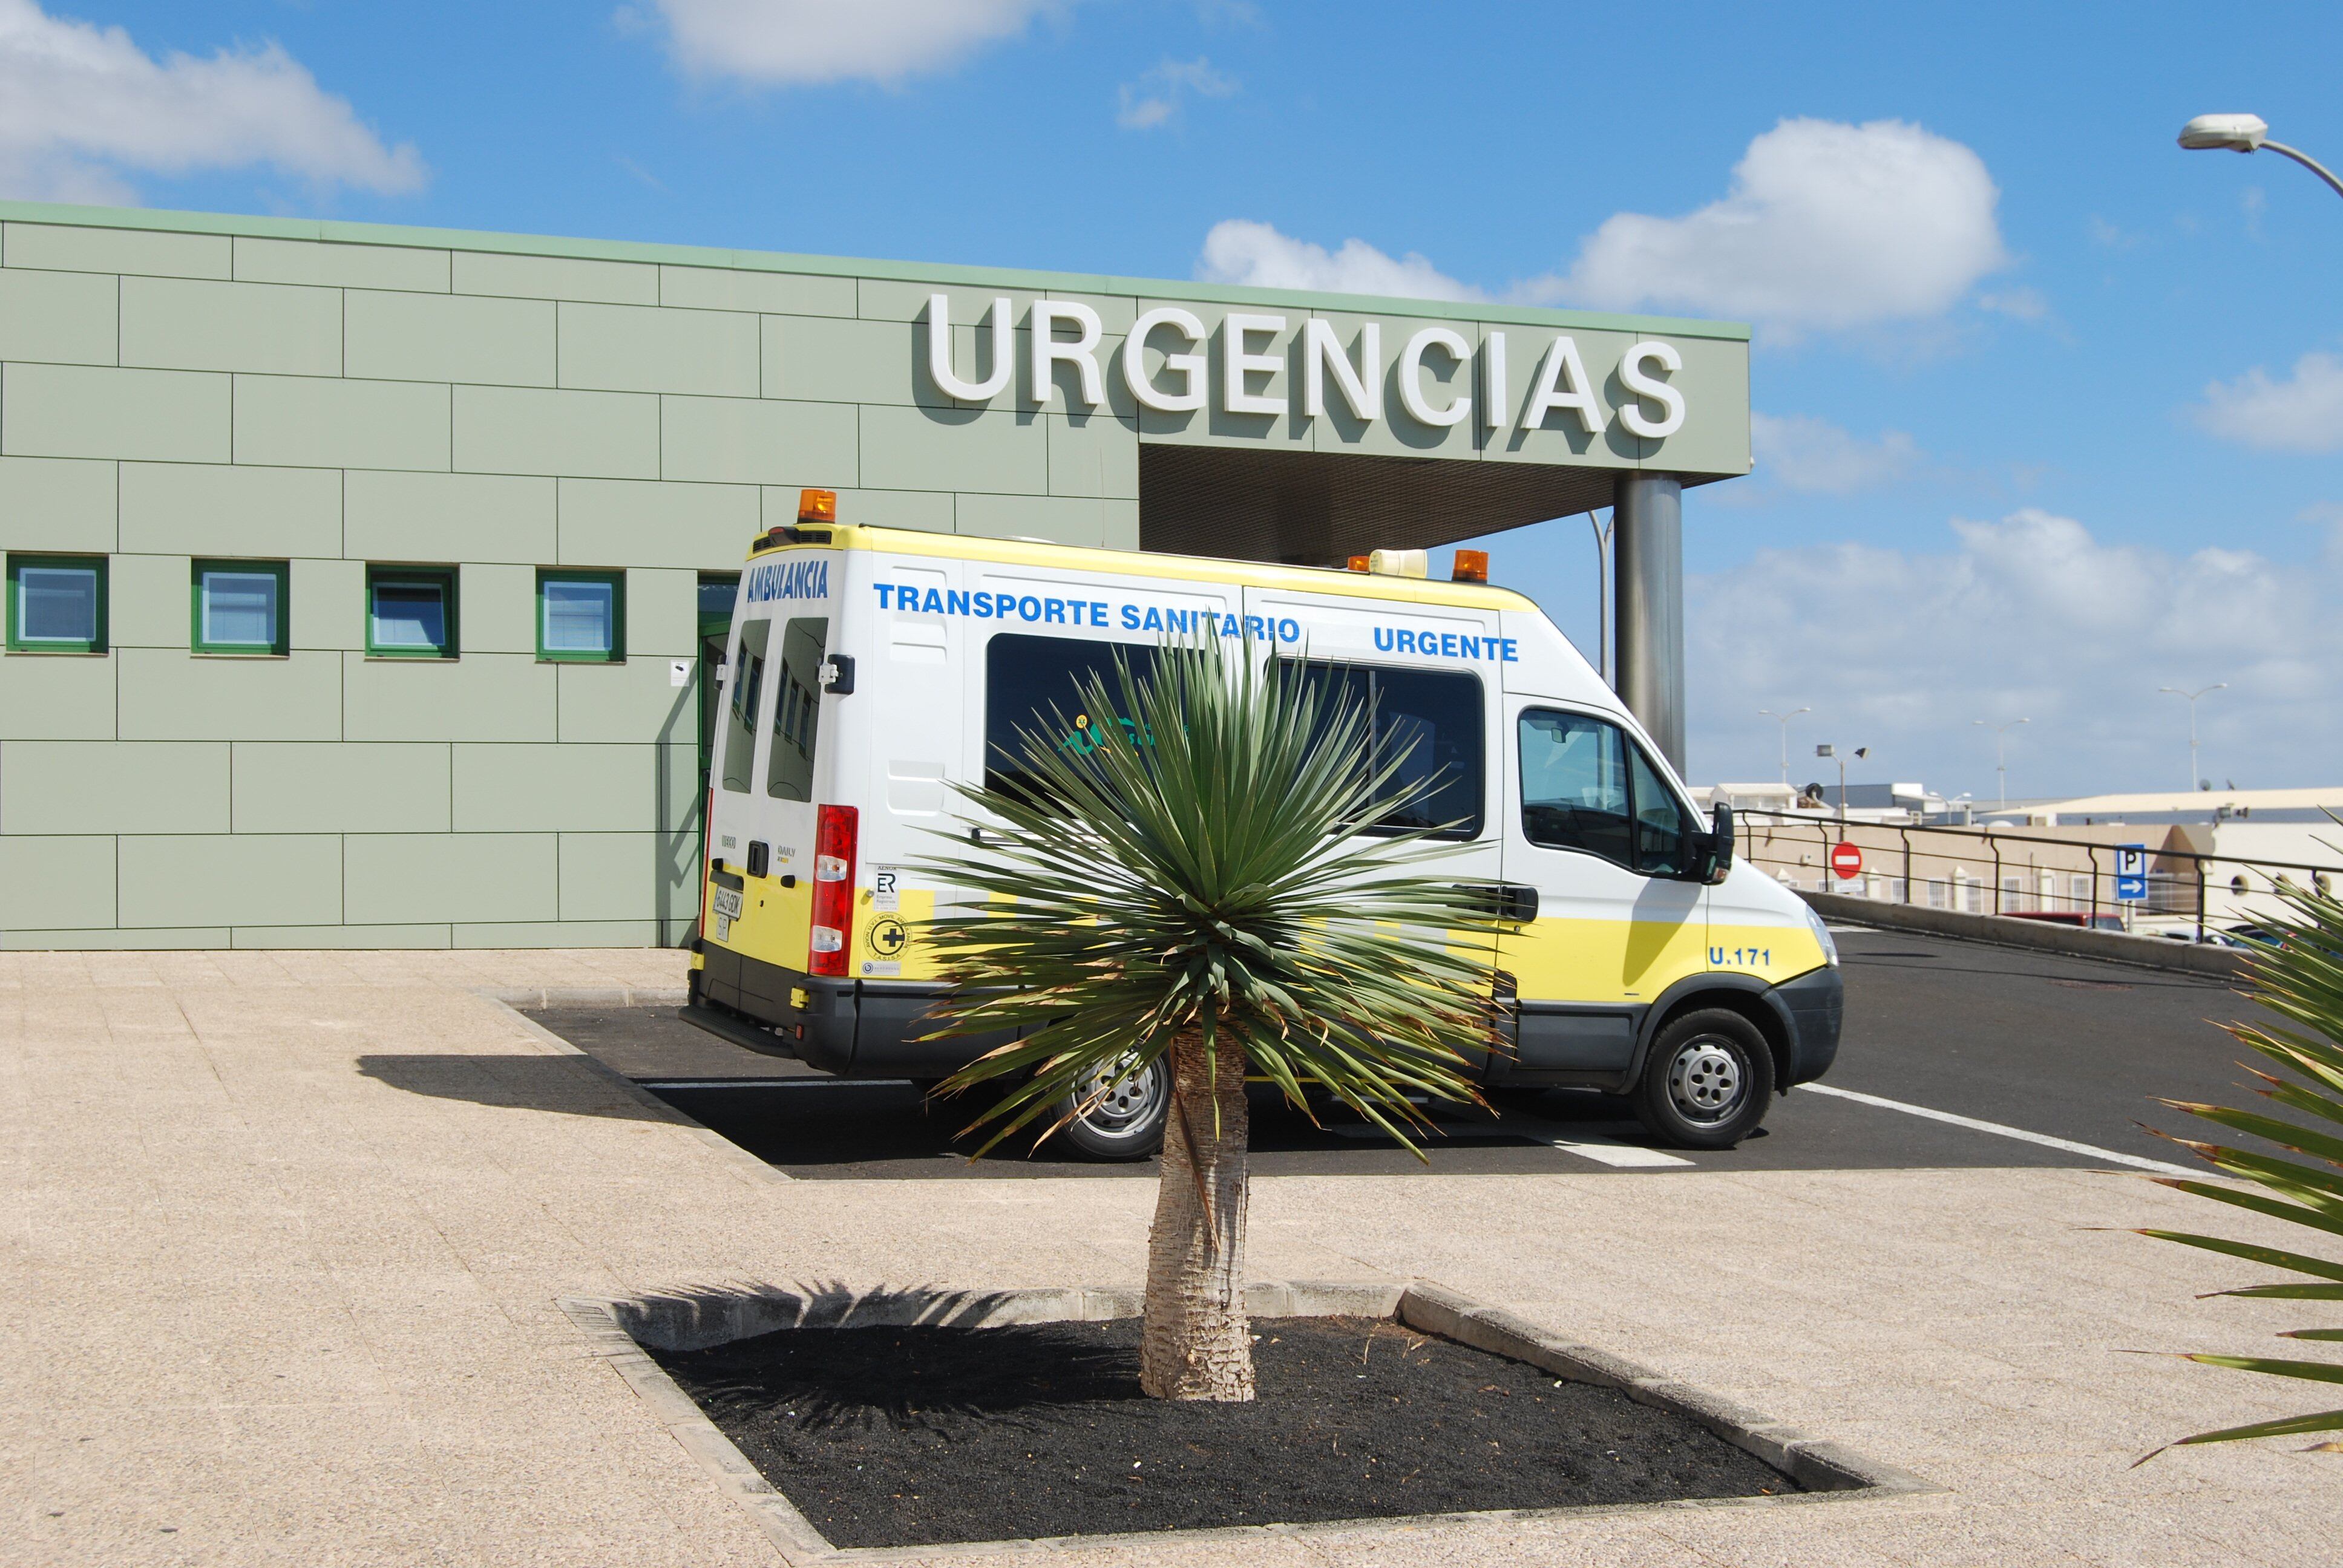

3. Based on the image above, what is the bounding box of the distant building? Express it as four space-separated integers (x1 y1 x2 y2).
1705 778 2342 936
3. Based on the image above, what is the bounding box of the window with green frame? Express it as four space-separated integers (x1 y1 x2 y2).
191 560 289 655
537 569 625 662
5 552 108 653
365 565 459 658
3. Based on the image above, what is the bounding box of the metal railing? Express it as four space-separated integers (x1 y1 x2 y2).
1732 808 2339 944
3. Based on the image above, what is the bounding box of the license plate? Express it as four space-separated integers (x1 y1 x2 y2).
712 887 743 920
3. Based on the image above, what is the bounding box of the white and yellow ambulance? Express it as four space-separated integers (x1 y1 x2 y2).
686 492 1841 1157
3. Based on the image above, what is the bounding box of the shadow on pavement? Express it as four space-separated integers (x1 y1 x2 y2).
356 1052 689 1123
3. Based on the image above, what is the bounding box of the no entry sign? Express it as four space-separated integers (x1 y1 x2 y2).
1829 841 1864 880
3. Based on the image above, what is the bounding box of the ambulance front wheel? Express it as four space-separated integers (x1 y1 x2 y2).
1631 1009 1774 1149
1056 1055 1169 1161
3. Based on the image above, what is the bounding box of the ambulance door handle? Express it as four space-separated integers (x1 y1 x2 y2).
747 841 770 878
1457 883 1539 923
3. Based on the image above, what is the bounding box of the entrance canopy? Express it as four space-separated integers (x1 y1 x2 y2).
1139 444 1711 564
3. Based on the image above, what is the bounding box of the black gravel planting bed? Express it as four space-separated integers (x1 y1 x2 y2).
652 1314 1795 1547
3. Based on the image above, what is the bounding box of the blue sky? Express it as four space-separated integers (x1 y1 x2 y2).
8 1 2342 797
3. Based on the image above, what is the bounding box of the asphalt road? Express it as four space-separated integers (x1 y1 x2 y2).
529 930 2279 1181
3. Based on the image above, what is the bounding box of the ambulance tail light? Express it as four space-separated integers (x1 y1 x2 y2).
1368 548 1429 578
808 805 858 977
1451 549 1489 584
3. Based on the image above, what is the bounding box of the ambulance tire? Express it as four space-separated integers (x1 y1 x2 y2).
1055 1056 1170 1161
1631 1009 1774 1149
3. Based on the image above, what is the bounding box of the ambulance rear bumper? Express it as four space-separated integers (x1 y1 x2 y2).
690 942 977 1078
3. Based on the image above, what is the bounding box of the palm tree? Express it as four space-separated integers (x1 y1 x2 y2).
2138 872 2343 1460
911 635 1503 1401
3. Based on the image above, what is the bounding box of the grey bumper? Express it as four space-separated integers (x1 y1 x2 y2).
1772 964 1843 1086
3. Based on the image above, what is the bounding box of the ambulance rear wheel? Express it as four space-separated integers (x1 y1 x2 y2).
1057 1055 1168 1161
1631 1009 1773 1149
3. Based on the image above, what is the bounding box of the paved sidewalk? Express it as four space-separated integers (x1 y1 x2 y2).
4 949 2336 1566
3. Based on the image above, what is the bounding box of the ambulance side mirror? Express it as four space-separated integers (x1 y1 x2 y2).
1698 803 1735 885
821 654 856 696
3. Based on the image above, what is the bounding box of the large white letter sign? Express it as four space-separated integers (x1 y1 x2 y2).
1617 340 1685 439
1222 313 1286 416
1302 318 1381 421
1122 306 1207 412
1480 330 1509 433
1523 335 1603 434
1397 326 1472 427
1029 299 1104 409
925 293 1014 401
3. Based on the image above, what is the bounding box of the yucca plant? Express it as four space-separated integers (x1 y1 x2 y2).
909 635 1503 1401
2138 875 2343 1461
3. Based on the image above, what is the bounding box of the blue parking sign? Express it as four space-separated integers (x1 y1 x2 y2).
2114 843 2148 903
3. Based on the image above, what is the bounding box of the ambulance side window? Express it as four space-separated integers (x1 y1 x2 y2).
1288 662 1484 840
985 633 1158 806
765 616 828 802
1518 710 1699 877
1517 710 1631 866
719 618 770 793
1629 744 1699 877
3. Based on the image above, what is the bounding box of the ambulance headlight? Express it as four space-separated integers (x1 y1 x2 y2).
1804 902 1840 967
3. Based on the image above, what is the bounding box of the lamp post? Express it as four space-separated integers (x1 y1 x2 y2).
2158 683 2227 792
1973 718 2028 808
1585 510 1613 687
1815 743 1869 832
2178 114 2343 201
1758 706 1810 786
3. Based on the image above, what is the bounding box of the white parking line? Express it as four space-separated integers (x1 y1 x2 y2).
1325 1121 1694 1168
1799 1082 2197 1175
1532 1135 1694 1169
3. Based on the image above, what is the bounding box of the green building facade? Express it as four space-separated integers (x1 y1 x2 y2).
0 201 1748 950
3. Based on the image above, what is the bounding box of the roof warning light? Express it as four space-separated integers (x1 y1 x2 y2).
1452 549 1489 584
798 489 837 525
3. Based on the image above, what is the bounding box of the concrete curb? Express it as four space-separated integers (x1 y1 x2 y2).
1394 1281 1937 1496
475 985 692 1008
564 1277 1942 1564
1798 890 2249 979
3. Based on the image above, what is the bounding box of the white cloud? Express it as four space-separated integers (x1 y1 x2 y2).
2195 350 2343 454
1747 414 1921 495
1194 119 2017 333
1195 218 1481 301
0 0 424 203
1529 117 2011 337
1688 510 2342 793
629 0 1068 85
1116 55 1236 130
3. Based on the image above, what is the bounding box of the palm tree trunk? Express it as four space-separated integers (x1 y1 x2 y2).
1139 1033 1254 1400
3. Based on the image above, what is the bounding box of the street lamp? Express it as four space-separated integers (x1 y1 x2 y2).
1758 706 1810 786
2178 114 2343 201
1973 718 2028 808
1585 510 1613 687
2158 683 2227 792
1815 743 1869 832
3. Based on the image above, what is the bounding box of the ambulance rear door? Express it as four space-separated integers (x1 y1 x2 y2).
701 549 841 1018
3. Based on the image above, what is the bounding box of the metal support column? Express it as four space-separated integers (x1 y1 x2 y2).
1613 472 1685 773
